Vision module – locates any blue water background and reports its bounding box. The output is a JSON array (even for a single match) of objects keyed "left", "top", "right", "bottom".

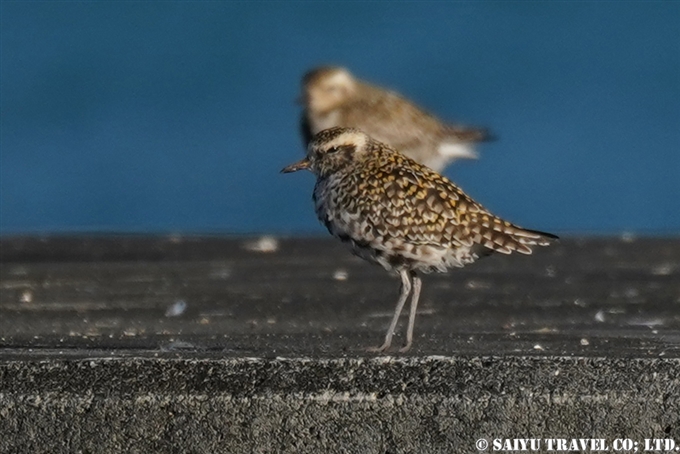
[{"left": 2, "top": 2, "right": 679, "bottom": 236}]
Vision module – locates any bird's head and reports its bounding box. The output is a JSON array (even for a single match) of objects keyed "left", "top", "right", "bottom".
[
  {"left": 281, "top": 127, "right": 371, "bottom": 177},
  {"left": 300, "top": 66, "right": 356, "bottom": 114}
]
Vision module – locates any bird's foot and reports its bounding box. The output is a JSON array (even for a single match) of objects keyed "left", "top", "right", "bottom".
[
  {"left": 398, "top": 342, "right": 412, "bottom": 353},
  {"left": 367, "top": 341, "right": 391, "bottom": 353}
]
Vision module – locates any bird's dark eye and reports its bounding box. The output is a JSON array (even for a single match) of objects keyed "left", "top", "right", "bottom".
[{"left": 327, "top": 147, "right": 339, "bottom": 154}]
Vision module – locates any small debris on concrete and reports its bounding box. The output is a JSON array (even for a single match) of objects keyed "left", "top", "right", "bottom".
[
  {"left": 620, "top": 232, "right": 636, "bottom": 243},
  {"left": 651, "top": 263, "right": 675, "bottom": 276},
  {"left": 210, "top": 267, "right": 232, "bottom": 279},
  {"left": 534, "top": 327, "right": 557, "bottom": 334},
  {"left": 333, "top": 269, "right": 349, "bottom": 281},
  {"left": 465, "top": 280, "right": 491, "bottom": 290},
  {"left": 168, "top": 234, "right": 183, "bottom": 244},
  {"left": 628, "top": 318, "right": 664, "bottom": 328},
  {"left": 165, "top": 300, "right": 187, "bottom": 317},
  {"left": 20, "top": 289, "right": 33, "bottom": 304},
  {"left": 595, "top": 310, "right": 606, "bottom": 323},
  {"left": 580, "top": 338, "right": 590, "bottom": 346},
  {"left": 623, "top": 287, "right": 640, "bottom": 298},
  {"left": 244, "top": 236, "right": 279, "bottom": 253}
]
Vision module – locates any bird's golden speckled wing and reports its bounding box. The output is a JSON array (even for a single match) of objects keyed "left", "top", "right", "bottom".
[{"left": 352, "top": 149, "right": 555, "bottom": 254}]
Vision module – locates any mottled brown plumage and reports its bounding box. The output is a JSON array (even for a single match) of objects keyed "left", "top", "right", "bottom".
[
  {"left": 300, "top": 66, "right": 492, "bottom": 172},
  {"left": 282, "top": 127, "right": 557, "bottom": 352}
]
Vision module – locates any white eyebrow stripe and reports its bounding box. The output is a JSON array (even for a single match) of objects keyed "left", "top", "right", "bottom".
[{"left": 324, "top": 131, "right": 367, "bottom": 150}]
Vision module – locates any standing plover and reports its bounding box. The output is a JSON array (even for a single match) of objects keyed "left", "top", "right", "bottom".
[
  {"left": 300, "top": 66, "right": 492, "bottom": 172},
  {"left": 282, "top": 127, "right": 556, "bottom": 352}
]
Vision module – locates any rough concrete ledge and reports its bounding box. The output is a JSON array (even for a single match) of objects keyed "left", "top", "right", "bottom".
[
  {"left": 2, "top": 355, "right": 680, "bottom": 453},
  {"left": 2, "top": 235, "right": 680, "bottom": 453}
]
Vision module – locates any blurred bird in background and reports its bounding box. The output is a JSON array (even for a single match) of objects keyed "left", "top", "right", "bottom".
[{"left": 299, "top": 66, "right": 493, "bottom": 173}]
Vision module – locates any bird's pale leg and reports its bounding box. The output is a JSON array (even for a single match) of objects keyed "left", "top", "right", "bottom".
[
  {"left": 369, "top": 269, "right": 412, "bottom": 352},
  {"left": 399, "top": 273, "right": 422, "bottom": 353}
]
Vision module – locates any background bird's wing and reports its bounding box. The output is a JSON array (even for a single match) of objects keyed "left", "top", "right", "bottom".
[
  {"left": 348, "top": 89, "right": 492, "bottom": 150},
  {"left": 344, "top": 91, "right": 441, "bottom": 151},
  {"left": 441, "top": 124, "right": 495, "bottom": 143}
]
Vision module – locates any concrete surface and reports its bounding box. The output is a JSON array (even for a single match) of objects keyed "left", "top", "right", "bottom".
[{"left": 1, "top": 235, "right": 679, "bottom": 453}]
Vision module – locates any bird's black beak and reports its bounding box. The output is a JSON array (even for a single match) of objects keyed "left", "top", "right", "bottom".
[{"left": 281, "top": 158, "right": 311, "bottom": 173}]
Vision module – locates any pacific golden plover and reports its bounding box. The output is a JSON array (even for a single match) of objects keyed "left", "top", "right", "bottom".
[
  {"left": 299, "top": 66, "right": 492, "bottom": 172},
  {"left": 282, "top": 127, "right": 557, "bottom": 352}
]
